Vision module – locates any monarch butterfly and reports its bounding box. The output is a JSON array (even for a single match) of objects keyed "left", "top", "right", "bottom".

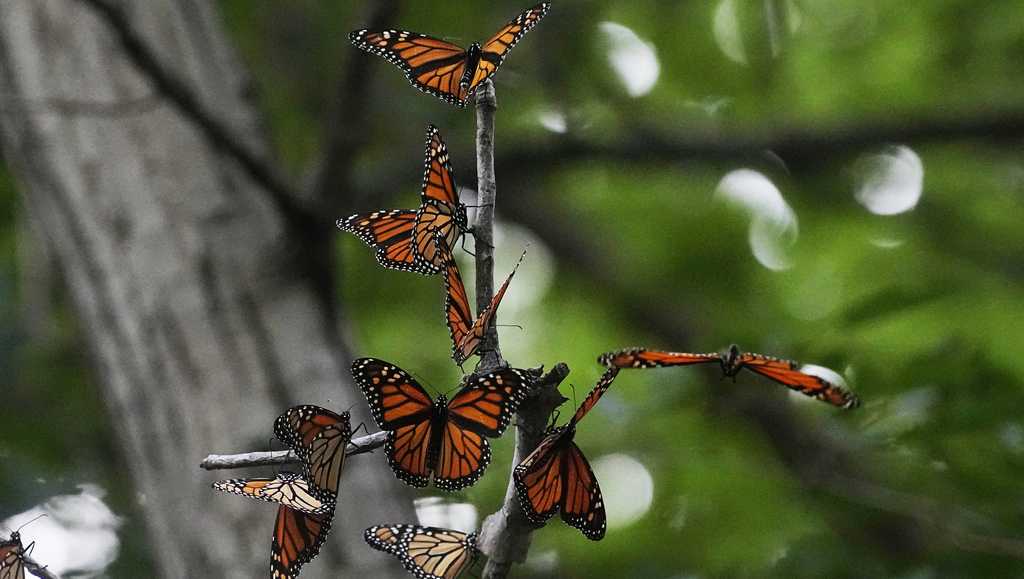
[
  {"left": 598, "top": 344, "right": 861, "bottom": 409},
  {"left": 212, "top": 473, "right": 332, "bottom": 516},
  {"left": 213, "top": 473, "right": 334, "bottom": 578},
  {"left": 274, "top": 405, "right": 352, "bottom": 504},
  {"left": 337, "top": 125, "right": 468, "bottom": 275},
  {"left": 351, "top": 3, "right": 551, "bottom": 107},
  {"left": 444, "top": 249, "right": 527, "bottom": 366},
  {"left": 513, "top": 367, "right": 619, "bottom": 540},
  {"left": 364, "top": 524, "right": 478, "bottom": 579},
  {"left": 353, "top": 357, "right": 531, "bottom": 490},
  {"left": 0, "top": 531, "right": 31, "bottom": 579}
]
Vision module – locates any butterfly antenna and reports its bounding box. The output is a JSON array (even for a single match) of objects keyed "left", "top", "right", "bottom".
[{"left": 14, "top": 513, "right": 47, "bottom": 534}]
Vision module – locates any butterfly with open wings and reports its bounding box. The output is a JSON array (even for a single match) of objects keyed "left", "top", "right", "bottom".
[
  {"left": 354, "top": 357, "right": 532, "bottom": 490},
  {"left": 599, "top": 344, "right": 860, "bottom": 409},
  {"left": 351, "top": 3, "right": 550, "bottom": 107},
  {"left": 513, "top": 367, "right": 619, "bottom": 540},
  {"left": 337, "top": 125, "right": 468, "bottom": 275}
]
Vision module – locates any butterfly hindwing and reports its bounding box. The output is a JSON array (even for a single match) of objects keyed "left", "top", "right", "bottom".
[{"left": 598, "top": 347, "right": 721, "bottom": 369}]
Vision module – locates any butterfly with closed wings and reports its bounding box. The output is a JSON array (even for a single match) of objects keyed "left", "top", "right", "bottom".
[
  {"left": 337, "top": 125, "right": 468, "bottom": 275},
  {"left": 599, "top": 344, "right": 861, "bottom": 409},
  {"left": 443, "top": 249, "right": 527, "bottom": 366},
  {"left": 353, "top": 357, "right": 532, "bottom": 490},
  {"left": 365, "top": 524, "right": 478, "bottom": 579},
  {"left": 513, "top": 367, "right": 619, "bottom": 540},
  {"left": 351, "top": 3, "right": 551, "bottom": 107}
]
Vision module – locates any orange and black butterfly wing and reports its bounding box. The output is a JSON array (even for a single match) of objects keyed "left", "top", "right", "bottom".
[
  {"left": 568, "top": 367, "right": 620, "bottom": 426},
  {"left": 0, "top": 533, "right": 25, "bottom": 579},
  {"left": 337, "top": 209, "right": 440, "bottom": 274},
  {"left": 560, "top": 440, "right": 606, "bottom": 540},
  {"left": 352, "top": 358, "right": 438, "bottom": 486},
  {"left": 271, "top": 505, "right": 332, "bottom": 579},
  {"left": 274, "top": 406, "right": 352, "bottom": 502},
  {"left": 598, "top": 347, "right": 722, "bottom": 369},
  {"left": 468, "top": 3, "right": 551, "bottom": 93},
  {"left": 513, "top": 427, "right": 566, "bottom": 526},
  {"left": 414, "top": 126, "right": 466, "bottom": 272},
  {"left": 738, "top": 353, "right": 861, "bottom": 409},
  {"left": 433, "top": 368, "right": 532, "bottom": 490},
  {"left": 457, "top": 249, "right": 527, "bottom": 364},
  {"left": 350, "top": 29, "right": 470, "bottom": 106},
  {"left": 443, "top": 258, "right": 474, "bottom": 364}
]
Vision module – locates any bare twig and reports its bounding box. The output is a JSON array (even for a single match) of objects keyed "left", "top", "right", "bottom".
[
  {"left": 478, "top": 363, "right": 570, "bottom": 579},
  {"left": 24, "top": 556, "right": 60, "bottom": 579},
  {"left": 199, "top": 430, "right": 388, "bottom": 470},
  {"left": 76, "top": 0, "right": 314, "bottom": 231},
  {"left": 473, "top": 80, "right": 503, "bottom": 372}
]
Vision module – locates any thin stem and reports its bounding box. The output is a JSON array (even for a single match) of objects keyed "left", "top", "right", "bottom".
[
  {"left": 473, "top": 79, "right": 502, "bottom": 371},
  {"left": 199, "top": 431, "right": 388, "bottom": 470},
  {"left": 478, "top": 364, "right": 570, "bottom": 579}
]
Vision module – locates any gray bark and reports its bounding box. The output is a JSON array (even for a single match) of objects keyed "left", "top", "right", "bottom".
[{"left": 0, "top": 1, "right": 413, "bottom": 577}]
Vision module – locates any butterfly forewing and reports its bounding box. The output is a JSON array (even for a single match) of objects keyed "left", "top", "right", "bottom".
[
  {"left": 274, "top": 405, "right": 352, "bottom": 501},
  {"left": 738, "top": 353, "right": 861, "bottom": 409},
  {"left": 473, "top": 2, "right": 551, "bottom": 91},
  {"left": 353, "top": 358, "right": 437, "bottom": 430},
  {"left": 561, "top": 441, "right": 607, "bottom": 540},
  {"left": 599, "top": 347, "right": 721, "bottom": 369},
  {"left": 513, "top": 427, "right": 566, "bottom": 526},
  {"left": 445, "top": 249, "right": 527, "bottom": 365},
  {"left": 271, "top": 505, "right": 332, "bottom": 579},
  {"left": 447, "top": 367, "right": 531, "bottom": 436},
  {"left": 337, "top": 209, "right": 440, "bottom": 274},
  {"left": 213, "top": 474, "right": 332, "bottom": 516},
  {"left": 569, "top": 367, "right": 619, "bottom": 426}
]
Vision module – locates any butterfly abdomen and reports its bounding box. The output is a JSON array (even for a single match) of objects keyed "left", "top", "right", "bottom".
[
  {"left": 461, "top": 43, "right": 483, "bottom": 88},
  {"left": 428, "top": 397, "right": 449, "bottom": 471}
]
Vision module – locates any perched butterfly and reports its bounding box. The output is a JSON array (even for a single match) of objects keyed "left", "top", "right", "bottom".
[
  {"left": 513, "top": 367, "right": 619, "bottom": 540},
  {"left": 212, "top": 473, "right": 332, "bottom": 516},
  {"left": 0, "top": 531, "right": 32, "bottom": 579},
  {"left": 353, "top": 357, "right": 531, "bottom": 490},
  {"left": 365, "top": 524, "right": 478, "bottom": 579},
  {"left": 213, "top": 473, "right": 334, "bottom": 578},
  {"left": 274, "top": 405, "right": 353, "bottom": 503},
  {"left": 337, "top": 125, "right": 468, "bottom": 275},
  {"left": 444, "top": 249, "right": 527, "bottom": 366},
  {"left": 351, "top": 3, "right": 551, "bottom": 107},
  {"left": 599, "top": 344, "right": 861, "bottom": 409}
]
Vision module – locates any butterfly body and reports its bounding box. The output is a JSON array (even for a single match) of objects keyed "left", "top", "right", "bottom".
[
  {"left": 1, "top": 531, "right": 33, "bottom": 579},
  {"left": 350, "top": 3, "right": 550, "bottom": 107},
  {"left": 355, "top": 358, "right": 531, "bottom": 490}
]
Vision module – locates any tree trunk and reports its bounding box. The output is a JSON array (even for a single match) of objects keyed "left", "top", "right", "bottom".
[{"left": 0, "top": 1, "right": 413, "bottom": 577}]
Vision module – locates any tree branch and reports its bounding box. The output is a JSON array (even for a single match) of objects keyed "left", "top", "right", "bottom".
[
  {"left": 76, "top": 0, "right": 314, "bottom": 232},
  {"left": 473, "top": 80, "right": 503, "bottom": 371},
  {"left": 497, "top": 107, "right": 1024, "bottom": 175},
  {"left": 199, "top": 430, "right": 388, "bottom": 470},
  {"left": 478, "top": 363, "right": 570, "bottom": 579}
]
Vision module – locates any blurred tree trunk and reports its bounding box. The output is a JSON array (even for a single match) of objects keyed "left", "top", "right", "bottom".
[{"left": 0, "top": 1, "right": 413, "bottom": 577}]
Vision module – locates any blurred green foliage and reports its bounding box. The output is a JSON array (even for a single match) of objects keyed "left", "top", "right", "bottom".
[{"left": 4, "top": 0, "right": 1023, "bottom": 577}]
